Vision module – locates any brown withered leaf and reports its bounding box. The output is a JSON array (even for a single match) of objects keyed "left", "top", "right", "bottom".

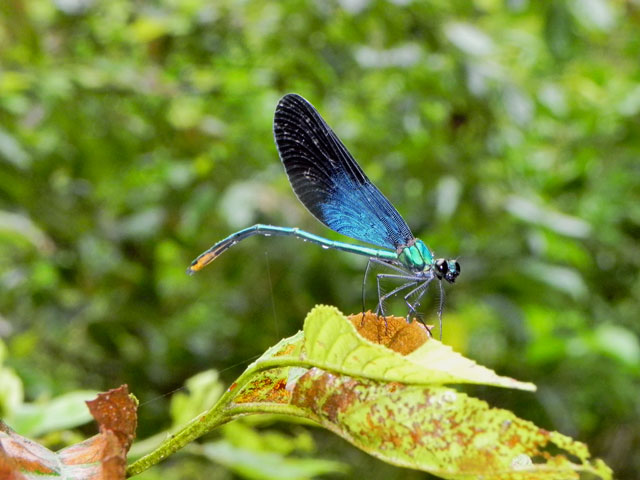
[
  {"left": 0, "top": 421, "right": 60, "bottom": 477},
  {"left": 86, "top": 385, "right": 137, "bottom": 450},
  {"left": 0, "top": 455, "right": 28, "bottom": 480},
  {"left": 348, "top": 311, "right": 431, "bottom": 354},
  {"left": 0, "top": 385, "right": 137, "bottom": 480}
]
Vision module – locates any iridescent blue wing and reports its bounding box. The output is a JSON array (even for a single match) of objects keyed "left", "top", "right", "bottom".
[{"left": 273, "top": 93, "right": 414, "bottom": 250}]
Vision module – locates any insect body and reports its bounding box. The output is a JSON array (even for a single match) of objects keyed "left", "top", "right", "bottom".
[{"left": 188, "top": 94, "right": 460, "bottom": 333}]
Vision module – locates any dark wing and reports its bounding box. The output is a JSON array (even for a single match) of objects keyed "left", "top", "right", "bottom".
[{"left": 273, "top": 93, "right": 414, "bottom": 250}]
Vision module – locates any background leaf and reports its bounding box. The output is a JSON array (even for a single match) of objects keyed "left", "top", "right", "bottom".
[
  {"left": 10, "top": 391, "right": 97, "bottom": 438},
  {"left": 194, "top": 441, "right": 348, "bottom": 480}
]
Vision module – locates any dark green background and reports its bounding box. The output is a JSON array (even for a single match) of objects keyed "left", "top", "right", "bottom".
[{"left": 1, "top": 0, "right": 639, "bottom": 478}]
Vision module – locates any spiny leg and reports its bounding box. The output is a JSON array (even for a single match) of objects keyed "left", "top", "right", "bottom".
[
  {"left": 376, "top": 281, "right": 419, "bottom": 331},
  {"left": 375, "top": 274, "right": 420, "bottom": 319},
  {"left": 402, "top": 280, "right": 432, "bottom": 321},
  {"left": 361, "top": 258, "right": 374, "bottom": 326},
  {"left": 362, "top": 258, "right": 404, "bottom": 325},
  {"left": 412, "top": 280, "right": 432, "bottom": 312},
  {"left": 405, "top": 280, "right": 433, "bottom": 328},
  {"left": 375, "top": 278, "right": 420, "bottom": 316},
  {"left": 438, "top": 280, "right": 446, "bottom": 340},
  {"left": 414, "top": 284, "right": 435, "bottom": 335}
]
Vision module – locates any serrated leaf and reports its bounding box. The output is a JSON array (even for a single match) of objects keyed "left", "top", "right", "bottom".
[
  {"left": 129, "top": 306, "right": 610, "bottom": 480},
  {"left": 287, "top": 368, "right": 611, "bottom": 480},
  {"left": 299, "top": 306, "right": 535, "bottom": 391},
  {"left": 229, "top": 364, "right": 609, "bottom": 479},
  {"left": 252, "top": 330, "right": 304, "bottom": 365}
]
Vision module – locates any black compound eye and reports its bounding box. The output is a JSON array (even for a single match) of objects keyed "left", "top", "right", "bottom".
[
  {"left": 435, "top": 259, "right": 448, "bottom": 275},
  {"left": 454, "top": 261, "right": 461, "bottom": 274}
]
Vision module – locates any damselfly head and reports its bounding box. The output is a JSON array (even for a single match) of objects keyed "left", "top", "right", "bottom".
[{"left": 434, "top": 258, "right": 461, "bottom": 284}]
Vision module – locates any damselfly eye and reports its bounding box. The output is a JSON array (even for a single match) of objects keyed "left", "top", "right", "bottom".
[
  {"left": 454, "top": 261, "right": 461, "bottom": 274},
  {"left": 435, "top": 259, "right": 448, "bottom": 275}
]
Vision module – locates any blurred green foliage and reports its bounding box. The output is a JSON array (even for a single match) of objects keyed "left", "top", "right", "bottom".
[{"left": 0, "top": 0, "right": 639, "bottom": 477}]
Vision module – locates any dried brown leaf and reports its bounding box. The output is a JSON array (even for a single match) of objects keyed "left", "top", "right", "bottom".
[
  {"left": 0, "top": 385, "right": 137, "bottom": 480},
  {"left": 348, "top": 311, "right": 431, "bottom": 354}
]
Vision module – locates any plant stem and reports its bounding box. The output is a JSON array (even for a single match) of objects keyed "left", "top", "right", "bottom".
[
  {"left": 126, "top": 355, "right": 308, "bottom": 477},
  {"left": 125, "top": 400, "right": 229, "bottom": 477}
]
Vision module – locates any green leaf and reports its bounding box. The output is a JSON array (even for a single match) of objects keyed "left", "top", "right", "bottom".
[
  {"left": 591, "top": 324, "right": 640, "bottom": 367},
  {"left": 130, "top": 306, "right": 610, "bottom": 480},
  {"left": 295, "top": 306, "right": 534, "bottom": 390},
  {"left": 220, "top": 421, "right": 314, "bottom": 455},
  {"left": 0, "top": 127, "right": 30, "bottom": 168},
  {"left": 0, "top": 340, "right": 23, "bottom": 419},
  {"left": 289, "top": 368, "right": 610, "bottom": 479},
  {"left": 444, "top": 22, "right": 494, "bottom": 56},
  {"left": 568, "top": 0, "right": 617, "bottom": 32},
  {"left": 194, "top": 440, "right": 348, "bottom": 480},
  {"left": 11, "top": 390, "right": 97, "bottom": 437},
  {"left": 0, "top": 210, "right": 53, "bottom": 251},
  {"left": 170, "top": 369, "right": 225, "bottom": 426}
]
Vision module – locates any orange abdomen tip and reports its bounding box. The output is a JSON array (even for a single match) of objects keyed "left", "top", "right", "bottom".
[{"left": 186, "top": 251, "right": 218, "bottom": 275}]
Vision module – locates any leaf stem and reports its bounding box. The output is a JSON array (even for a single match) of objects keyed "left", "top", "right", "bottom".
[{"left": 126, "top": 355, "right": 308, "bottom": 477}]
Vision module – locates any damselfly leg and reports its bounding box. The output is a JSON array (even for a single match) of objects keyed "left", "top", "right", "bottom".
[
  {"left": 402, "top": 278, "right": 433, "bottom": 321},
  {"left": 362, "top": 258, "right": 414, "bottom": 324},
  {"left": 374, "top": 274, "right": 421, "bottom": 317}
]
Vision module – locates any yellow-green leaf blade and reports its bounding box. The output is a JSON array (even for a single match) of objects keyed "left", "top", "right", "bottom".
[
  {"left": 302, "top": 305, "right": 535, "bottom": 391},
  {"left": 288, "top": 368, "right": 611, "bottom": 480}
]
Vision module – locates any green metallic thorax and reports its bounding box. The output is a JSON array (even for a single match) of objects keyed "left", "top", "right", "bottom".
[{"left": 397, "top": 239, "right": 434, "bottom": 272}]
